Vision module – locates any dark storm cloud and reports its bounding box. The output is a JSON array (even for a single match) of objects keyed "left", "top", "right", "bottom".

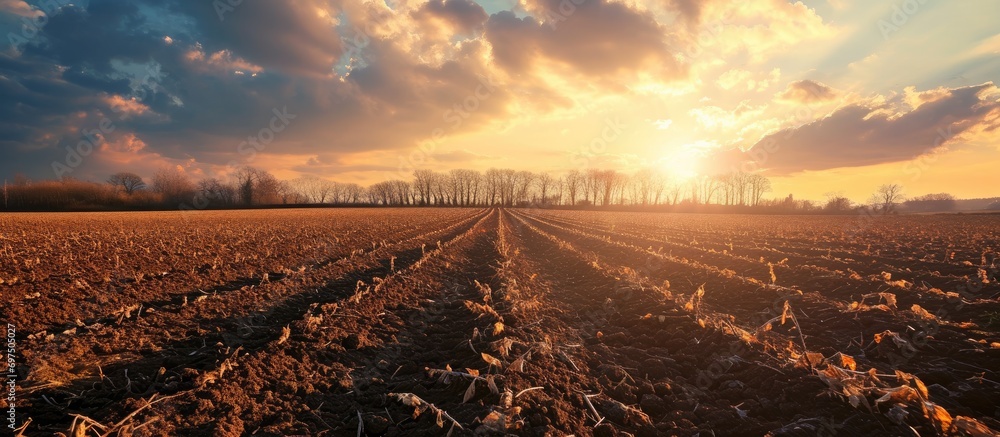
[
  {"left": 0, "top": 0, "right": 689, "bottom": 183},
  {"left": 164, "top": 0, "right": 344, "bottom": 76},
  {"left": 730, "top": 83, "right": 1000, "bottom": 175},
  {"left": 20, "top": 1, "right": 160, "bottom": 72},
  {"left": 0, "top": 0, "right": 519, "bottom": 181}
]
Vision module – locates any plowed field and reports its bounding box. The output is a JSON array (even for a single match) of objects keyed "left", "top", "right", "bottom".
[{"left": 3, "top": 208, "right": 999, "bottom": 436}]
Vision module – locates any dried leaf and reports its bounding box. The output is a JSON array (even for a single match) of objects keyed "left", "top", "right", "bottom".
[
  {"left": 481, "top": 353, "right": 502, "bottom": 368},
  {"left": 873, "top": 330, "right": 893, "bottom": 344},
  {"left": 912, "top": 376, "right": 929, "bottom": 400},
  {"left": 829, "top": 352, "right": 856, "bottom": 371},
  {"left": 495, "top": 338, "right": 514, "bottom": 357},
  {"left": 910, "top": 304, "right": 935, "bottom": 320},
  {"left": 487, "top": 376, "right": 499, "bottom": 395},
  {"left": 952, "top": 416, "right": 997, "bottom": 437},
  {"left": 922, "top": 402, "right": 952, "bottom": 434},
  {"left": 481, "top": 411, "right": 505, "bottom": 432},
  {"left": 875, "top": 386, "right": 920, "bottom": 406},
  {"left": 510, "top": 357, "right": 524, "bottom": 372},
  {"left": 463, "top": 381, "right": 476, "bottom": 403},
  {"left": 796, "top": 352, "right": 825, "bottom": 369},
  {"left": 882, "top": 293, "right": 897, "bottom": 309},
  {"left": 493, "top": 321, "right": 504, "bottom": 336},
  {"left": 843, "top": 385, "right": 872, "bottom": 412}
]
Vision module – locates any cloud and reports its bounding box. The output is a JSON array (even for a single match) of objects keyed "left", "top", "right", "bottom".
[
  {"left": 664, "top": 0, "right": 711, "bottom": 24},
  {"left": 0, "top": 0, "right": 520, "bottom": 182},
  {"left": 777, "top": 79, "right": 837, "bottom": 103},
  {"left": 718, "top": 68, "right": 780, "bottom": 92},
  {"left": 165, "top": 0, "right": 343, "bottom": 76},
  {"left": 739, "top": 83, "right": 1000, "bottom": 175},
  {"left": 653, "top": 119, "right": 673, "bottom": 130},
  {"left": 0, "top": 0, "right": 39, "bottom": 17},
  {"left": 412, "top": 0, "right": 488, "bottom": 36},
  {"left": 689, "top": 101, "right": 767, "bottom": 130},
  {"left": 485, "top": 0, "right": 682, "bottom": 80},
  {"left": 699, "top": 1, "right": 834, "bottom": 64}
]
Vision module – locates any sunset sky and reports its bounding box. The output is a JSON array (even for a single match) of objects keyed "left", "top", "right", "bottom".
[{"left": 1, "top": 0, "right": 998, "bottom": 202}]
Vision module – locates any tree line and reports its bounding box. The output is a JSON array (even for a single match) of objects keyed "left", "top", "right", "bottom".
[{"left": 0, "top": 167, "right": 957, "bottom": 214}]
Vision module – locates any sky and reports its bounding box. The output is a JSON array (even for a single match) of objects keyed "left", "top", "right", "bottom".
[{"left": 0, "top": 0, "right": 998, "bottom": 203}]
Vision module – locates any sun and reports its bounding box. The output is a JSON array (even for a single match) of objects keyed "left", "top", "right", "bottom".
[{"left": 659, "top": 147, "right": 703, "bottom": 181}]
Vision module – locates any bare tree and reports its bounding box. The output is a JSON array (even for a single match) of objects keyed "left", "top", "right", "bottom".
[
  {"left": 484, "top": 168, "right": 501, "bottom": 206},
  {"left": 904, "top": 193, "right": 956, "bottom": 212},
  {"left": 514, "top": 171, "right": 534, "bottom": 205},
  {"left": 230, "top": 166, "right": 282, "bottom": 205},
  {"left": 747, "top": 173, "right": 771, "bottom": 206},
  {"left": 197, "top": 178, "right": 237, "bottom": 206},
  {"left": 535, "top": 173, "right": 554, "bottom": 205},
  {"left": 254, "top": 171, "right": 282, "bottom": 204},
  {"left": 292, "top": 176, "right": 336, "bottom": 203},
  {"left": 152, "top": 166, "right": 194, "bottom": 203},
  {"left": 632, "top": 169, "right": 656, "bottom": 205},
  {"left": 342, "top": 183, "right": 363, "bottom": 204},
  {"left": 553, "top": 176, "right": 565, "bottom": 205},
  {"left": 107, "top": 172, "right": 146, "bottom": 195},
  {"left": 565, "top": 170, "right": 581, "bottom": 206},
  {"left": 583, "top": 169, "right": 601, "bottom": 205},
  {"left": 495, "top": 169, "right": 518, "bottom": 206},
  {"left": 449, "top": 169, "right": 481, "bottom": 206},
  {"left": 369, "top": 181, "right": 391, "bottom": 205},
  {"left": 870, "top": 184, "right": 904, "bottom": 214},
  {"left": 390, "top": 180, "right": 411, "bottom": 205},
  {"left": 413, "top": 169, "right": 436, "bottom": 205},
  {"left": 824, "top": 194, "right": 853, "bottom": 212},
  {"left": 232, "top": 166, "right": 260, "bottom": 206}
]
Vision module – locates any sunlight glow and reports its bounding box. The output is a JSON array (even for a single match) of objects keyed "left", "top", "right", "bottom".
[{"left": 659, "top": 147, "right": 703, "bottom": 181}]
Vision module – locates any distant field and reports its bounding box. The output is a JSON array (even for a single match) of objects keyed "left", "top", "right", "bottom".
[{"left": 3, "top": 208, "right": 999, "bottom": 435}]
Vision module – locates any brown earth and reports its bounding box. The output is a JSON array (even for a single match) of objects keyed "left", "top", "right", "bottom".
[{"left": 2, "top": 208, "right": 999, "bottom": 436}]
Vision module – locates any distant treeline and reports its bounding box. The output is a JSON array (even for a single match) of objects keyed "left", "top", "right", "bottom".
[{"left": 1, "top": 167, "right": 995, "bottom": 213}]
